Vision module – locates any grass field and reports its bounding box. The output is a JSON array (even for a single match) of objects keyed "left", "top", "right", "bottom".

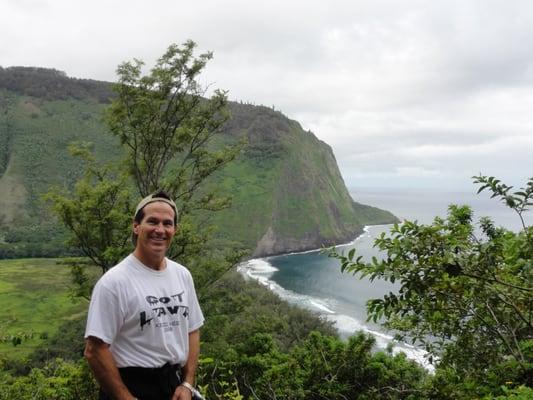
[{"left": 0, "top": 258, "right": 90, "bottom": 360}]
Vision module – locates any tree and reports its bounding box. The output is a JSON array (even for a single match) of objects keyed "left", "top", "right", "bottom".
[
  {"left": 105, "top": 40, "right": 241, "bottom": 207},
  {"left": 330, "top": 176, "right": 532, "bottom": 392},
  {"left": 46, "top": 41, "right": 243, "bottom": 289}
]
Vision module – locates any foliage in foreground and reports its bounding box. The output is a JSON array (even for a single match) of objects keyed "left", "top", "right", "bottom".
[
  {"left": 200, "top": 331, "right": 427, "bottom": 400},
  {"left": 0, "top": 270, "right": 428, "bottom": 400},
  {"left": 0, "top": 333, "right": 427, "bottom": 400},
  {"left": 0, "top": 358, "right": 97, "bottom": 400},
  {"left": 331, "top": 175, "right": 533, "bottom": 397}
]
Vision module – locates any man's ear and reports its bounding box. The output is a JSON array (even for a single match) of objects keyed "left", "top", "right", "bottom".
[{"left": 132, "top": 221, "right": 140, "bottom": 235}]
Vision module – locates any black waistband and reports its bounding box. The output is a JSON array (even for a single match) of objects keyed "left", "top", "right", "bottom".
[{"left": 119, "top": 363, "right": 181, "bottom": 378}]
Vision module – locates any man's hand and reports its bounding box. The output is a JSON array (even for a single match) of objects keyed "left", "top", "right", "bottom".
[
  {"left": 171, "top": 384, "right": 192, "bottom": 400},
  {"left": 174, "top": 329, "right": 200, "bottom": 399}
]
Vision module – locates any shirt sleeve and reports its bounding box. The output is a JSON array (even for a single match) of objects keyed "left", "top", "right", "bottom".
[{"left": 84, "top": 280, "right": 124, "bottom": 344}]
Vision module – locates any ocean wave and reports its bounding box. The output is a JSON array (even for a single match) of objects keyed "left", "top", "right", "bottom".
[
  {"left": 243, "top": 258, "right": 279, "bottom": 274},
  {"left": 237, "top": 249, "right": 434, "bottom": 372},
  {"left": 237, "top": 259, "right": 337, "bottom": 314},
  {"left": 326, "top": 313, "right": 434, "bottom": 371},
  {"left": 309, "top": 299, "right": 336, "bottom": 314}
]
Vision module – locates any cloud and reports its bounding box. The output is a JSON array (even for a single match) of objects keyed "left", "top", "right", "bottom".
[{"left": 1, "top": 0, "right": 533, "bottom": 190}]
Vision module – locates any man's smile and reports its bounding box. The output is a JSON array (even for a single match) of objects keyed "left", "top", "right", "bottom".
[{"left": 149, "top": 236, "right": 168, "bottom": 243}]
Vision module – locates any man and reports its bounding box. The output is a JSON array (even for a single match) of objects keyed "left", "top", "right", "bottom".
[{"left": 84, "top": 191, "right": 204, "bottom": 400}]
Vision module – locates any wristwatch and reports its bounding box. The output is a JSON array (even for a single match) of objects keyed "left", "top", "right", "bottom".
[{"left": 181, "top": 381, "right": 194, "bottom": 393}]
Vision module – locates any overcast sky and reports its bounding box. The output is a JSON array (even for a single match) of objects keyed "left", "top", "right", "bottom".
[{"left": 2, "top": 0, "right": 532, "bottom": 191}]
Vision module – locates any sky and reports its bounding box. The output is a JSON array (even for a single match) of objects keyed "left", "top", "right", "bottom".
[{"left": 2, "top": 0, "right": 533, "bottom": 191}]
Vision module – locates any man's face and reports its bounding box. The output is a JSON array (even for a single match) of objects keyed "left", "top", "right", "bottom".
[{"left": 132, "top": 201, "right": 176, "bottom": 261}]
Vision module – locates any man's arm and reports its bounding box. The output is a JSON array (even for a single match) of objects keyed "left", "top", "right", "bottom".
[
  {"left": 84, "top": 336, "right": 136, "bottom": 400},
  {"left": 172, "top": 329, "right": 201, "bottom": 400}
]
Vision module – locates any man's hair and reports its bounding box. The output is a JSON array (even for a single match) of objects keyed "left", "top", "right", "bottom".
[{"left": 132, "top": 190, "right": 178, "bottom": 246}]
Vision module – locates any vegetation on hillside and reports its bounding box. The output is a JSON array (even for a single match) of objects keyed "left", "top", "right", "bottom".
[
  {"left": 0, "top": 65, "right": 396, "bottom": 260},
  {"left": 0, "top": 90, "right": 119, "bottom": 258},
  {"left": 0, "top": 66, "right": 113, "bottom": 102}
]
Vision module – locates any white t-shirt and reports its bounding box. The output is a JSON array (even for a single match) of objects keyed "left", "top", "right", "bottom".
[{"left": 85, "top": 254, "right": 204, "bottom": 368}]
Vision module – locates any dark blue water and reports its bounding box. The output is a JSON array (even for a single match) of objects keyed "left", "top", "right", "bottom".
[
  {"left": 266, "top": 226, "right": 396, "bottom": 324},
  {"left": 269, "top": 188, "right": 530, "bottom": 307},
  {"left": 239, "top": 189, "right": 531, "bottom": 366}
]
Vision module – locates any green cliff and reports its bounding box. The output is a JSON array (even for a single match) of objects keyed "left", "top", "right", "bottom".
[{"left": 0, "top": 66, "right": 397, "bottom": 257}]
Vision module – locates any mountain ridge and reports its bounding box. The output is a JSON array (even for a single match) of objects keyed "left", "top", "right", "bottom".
[{"left": 0, "top": 66, "right": 398, "bottom": 258}]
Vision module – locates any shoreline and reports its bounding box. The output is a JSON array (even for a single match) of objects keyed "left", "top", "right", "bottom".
[
  {"left": 237, "top": 223, "right": 434, "bottom": 372},
  {"left": 264, "top": 225, "right": 372, "bottom": 258},
  {"left": 254, "top": 223, "right": 395, "bottom": 261},
  {"left": 260, "top": 224, "right": 393, "bottom": 262}
]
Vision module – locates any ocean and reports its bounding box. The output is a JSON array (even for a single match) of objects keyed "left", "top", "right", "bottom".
[{"left": 237, "top": 188, "right": 531, "bottom": 369}]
